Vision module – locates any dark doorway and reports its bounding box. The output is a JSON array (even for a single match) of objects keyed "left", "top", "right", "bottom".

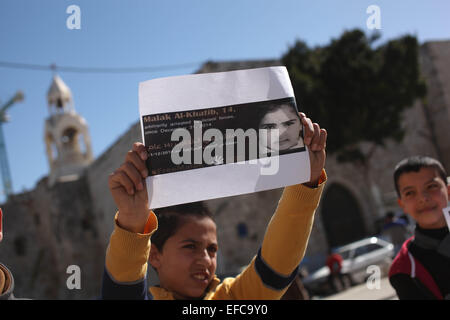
[{"left": 321, "top": 184, "right": 367, "bottom": 248}]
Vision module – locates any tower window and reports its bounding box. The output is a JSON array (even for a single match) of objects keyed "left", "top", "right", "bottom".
[
  {"left": 57, "top": 98, "right": 64, "bottom": 108},
  {"left": 62, "top": 128, "right": 77, "bottom": 145}
]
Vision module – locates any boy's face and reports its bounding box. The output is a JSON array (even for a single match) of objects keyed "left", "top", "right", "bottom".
[
  {"left": 397, "top": 167, "right": 450, "bottom": 229},
  {"left": 150, "top": 216, "right": 218, "bottom": 299}
]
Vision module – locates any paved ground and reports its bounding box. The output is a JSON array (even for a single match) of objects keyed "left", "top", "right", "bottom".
[{"left": 319, "top": 277, "right": 398, "bottom": 300}]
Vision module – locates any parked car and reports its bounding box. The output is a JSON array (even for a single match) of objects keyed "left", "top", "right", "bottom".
[{"left": 303, "top": 237, "right": 395, "bottom": 296}]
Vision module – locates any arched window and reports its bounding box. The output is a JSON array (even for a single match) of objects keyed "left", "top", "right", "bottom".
[{"left": 61, "top": 127, "right": 78, "bottom": 146}]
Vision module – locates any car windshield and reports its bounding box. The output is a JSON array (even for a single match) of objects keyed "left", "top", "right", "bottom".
[
  {"left": 354, "top": 243, "right": 383, "bottom": 257},
  {"left": 337, "top": 242, "right": 384, "bottom": 260},
  {"left": 338, "top": 249, "right": 353, "bottom": 260}
]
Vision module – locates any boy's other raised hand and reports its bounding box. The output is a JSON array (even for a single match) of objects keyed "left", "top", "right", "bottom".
[
  {"left": 108, "top": 142, "right": 150, "bottom": 233},
  {"left": 299, "top": 113, "right": 327, "bottom": 187}
]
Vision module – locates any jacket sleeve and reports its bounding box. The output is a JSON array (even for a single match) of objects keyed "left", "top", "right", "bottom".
[
  {"left": 212, "top": 170, "right": 326, "bottom": 300},
  {"left": 101, "top": 211, "right": 158, "bottom": 300},
  {"left": 389, "top": 273, "right": 437, "bottom": 300}
]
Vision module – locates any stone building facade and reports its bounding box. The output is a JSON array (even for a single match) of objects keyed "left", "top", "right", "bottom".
[{"left": 0, "top": 41, "right": 448, "bottom": 299}]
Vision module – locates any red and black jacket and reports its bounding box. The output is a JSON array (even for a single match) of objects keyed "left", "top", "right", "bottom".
[
  {"left": 389, "top": 227, "right": 450, "bottom": 300},
  {"left": 389, "top": 238, "right": 442, "bottom": 299}
]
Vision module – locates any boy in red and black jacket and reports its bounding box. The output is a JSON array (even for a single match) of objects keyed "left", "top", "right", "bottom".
[{"left": 389, "top": 156, "right": 450, "bottom": 300}]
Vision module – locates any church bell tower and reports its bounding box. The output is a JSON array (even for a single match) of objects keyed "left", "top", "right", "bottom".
[{"left": 44, "top": 74, "right": 93, "bottom": 186}]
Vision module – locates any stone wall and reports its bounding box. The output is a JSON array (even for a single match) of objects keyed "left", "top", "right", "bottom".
[
  {"left": 420, "top": 41, "right": 450, "bottom": 172},
  {"left": 0, "top": 176, "right": 103, "bottom": 299}
]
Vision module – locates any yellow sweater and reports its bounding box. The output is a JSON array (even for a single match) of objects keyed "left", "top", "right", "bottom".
[{"left": 104, "top": 171, "right": 326, "bottom": 300}]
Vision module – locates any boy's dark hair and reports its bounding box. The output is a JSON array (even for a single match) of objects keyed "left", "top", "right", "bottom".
[
  {"left": 152, "top": 201, "right": 213, "bottom": 252},
  {"left": 393, "top": 156, "right": 448, "bottom": 197}
]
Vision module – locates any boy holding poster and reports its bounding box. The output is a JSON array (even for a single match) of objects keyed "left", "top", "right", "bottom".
[{"left": 101, "top": 112, "right": 327, "bottom": 300}]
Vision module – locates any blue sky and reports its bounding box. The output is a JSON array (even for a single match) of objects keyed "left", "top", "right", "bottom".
[{"left": 0, "top": 0, "right": 449, "bottom": 202}]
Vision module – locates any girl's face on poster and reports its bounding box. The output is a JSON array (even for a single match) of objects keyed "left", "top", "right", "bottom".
[
  {"left": 259, "top": 105, "right": 302, "bottom": 151},
  {"left": 150, "top": 216, "right": 218, "bottom": 299}
]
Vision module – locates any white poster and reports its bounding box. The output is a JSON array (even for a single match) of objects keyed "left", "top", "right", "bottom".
[
  {"left": 138, "top": 67, "right": 310, "bottom": 209},
  {"left": 443, "top": 206, "right": 450, "bottom": 232}
]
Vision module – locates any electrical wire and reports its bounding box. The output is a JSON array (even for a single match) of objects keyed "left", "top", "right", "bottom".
[{"left": 0, "top": 61, "right": 203, "bottom": 74}]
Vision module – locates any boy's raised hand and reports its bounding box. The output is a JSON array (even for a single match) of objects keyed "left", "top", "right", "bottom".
[
  {"left": 108, "top": 142, "right": 150, "bottom": 233},
  {"left": 299, "top": 113, "right": 327, "bottom": 187}
]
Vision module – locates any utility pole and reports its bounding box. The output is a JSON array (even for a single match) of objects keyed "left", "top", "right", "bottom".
[{"left": 0, "top": 91, "right": 24, "bottom": 199}]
